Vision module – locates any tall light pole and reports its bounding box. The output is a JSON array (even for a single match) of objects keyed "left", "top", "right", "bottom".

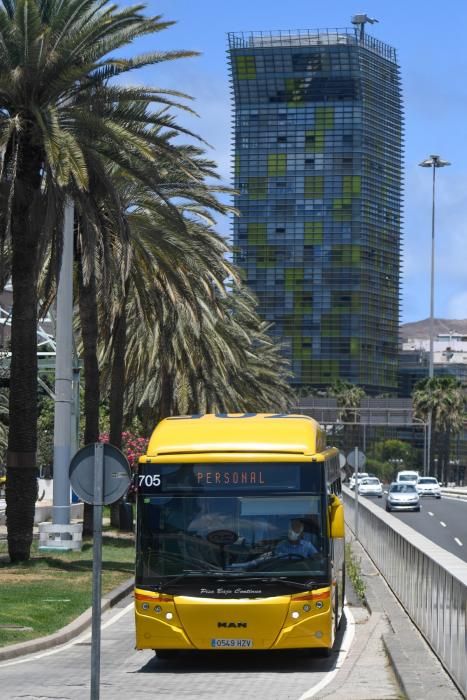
[
  {"left": 419, "top": 155, "right": 450, "bottom": 377},
  {"left": 39, "top": 197, "right": 81, "bottom": 551},
  {"left": 418, "top": 155, "right": 450, "bottom": 474}
]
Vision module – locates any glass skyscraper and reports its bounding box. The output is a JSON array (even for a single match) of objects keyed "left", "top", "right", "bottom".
[{"left": 228, "top": 27, "right": 403, "bottom": 393}]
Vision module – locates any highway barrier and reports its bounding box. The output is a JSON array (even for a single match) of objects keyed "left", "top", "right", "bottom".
[{"left": 343, "top": 487, "right": 467, "bottom": 696}]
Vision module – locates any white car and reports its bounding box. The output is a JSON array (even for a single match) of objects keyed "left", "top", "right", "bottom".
[
  {"left": 396, "top": 470, "right": 419, "bottom": 485},
  {"left": 358, "top": 477, "right": 383, "bottom": 498},
  {"left": 349, "top": 472, "right": 369, "bottom": 490},
  {"left": 386, "top": 483, "right": 420, "bottom": 512},
  {"left": 416, "top": 476, "right": 441, "bottom": 499}
]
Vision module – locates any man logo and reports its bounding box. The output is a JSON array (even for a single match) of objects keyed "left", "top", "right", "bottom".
[{"left": 217, "top": 621, "right": 247, "bottom": 628}]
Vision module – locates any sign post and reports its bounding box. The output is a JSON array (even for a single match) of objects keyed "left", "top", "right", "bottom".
[
  {"left": 91, "top": 443, "right": 104, "bottom": 700},
  {"left": 347, "top": 448, "right": 366, "bottom": 541},
  {"left": 70, "top": 443, "right": 131, "bottom": 700},
  {"left": 354, "top": 447, "right": 359, "bottom": 539}
]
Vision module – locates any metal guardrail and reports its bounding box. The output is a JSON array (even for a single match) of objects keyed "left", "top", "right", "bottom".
[{"left": 343, "top": 486, "right": 467, "bottom": 696}]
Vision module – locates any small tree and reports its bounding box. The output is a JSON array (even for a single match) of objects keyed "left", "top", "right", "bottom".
[
  {"left": 100, "top": 430, "right": 148, "bottom": 526},
  {"left": 327, "top": 380, "right": 366, "bottom": 459},
  {"left": 367, "top": 439, "right": 418, "bottom": 483},
  {"left": 413, "top": 376, "right": 465, "bottom": 481}
]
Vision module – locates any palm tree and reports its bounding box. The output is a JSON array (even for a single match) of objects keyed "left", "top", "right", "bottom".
[
  {"left": 0, "top": 0, "right": 197, "bottom": 562},
  {"left": 412, "top": 376, "right": 465, "bottom": 481},
  {"left": 122, "top": 279, "right": 295, "bottom": 433},
  {"left": 326, "top": 380, "right": 366, "bottom": 458},
  {"left": 104, "top": 215, "right": 237, "bottom": 428},
  {"left": 68, "top": 134, "right": 235, "bottom": 446},
  {"left": 101, "top": 138, "right": 237, "bottom": 441}
]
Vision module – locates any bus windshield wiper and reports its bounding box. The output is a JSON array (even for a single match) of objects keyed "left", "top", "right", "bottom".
[
  {"left": 257, "top": 577, "right": 319, "bottom": 590},
  {"left": 205, "top": 572, "right": 320, "bottom": 590}
]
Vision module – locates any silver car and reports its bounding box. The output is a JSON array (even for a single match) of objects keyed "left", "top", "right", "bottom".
[{"left": 386, "top": 483, "right": 420, "bottom": 512}]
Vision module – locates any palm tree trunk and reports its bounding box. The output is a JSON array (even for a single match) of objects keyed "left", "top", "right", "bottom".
[
  {"left": 6, "top": 141, "right": 43, "bottom": 562},
  {"left": 109, "top": 302, "right": 127, "bottom": 528},
  {"left": 77, "top": 257, "right": 100, "bottom": 536},
  {"left": 109, "top": 305, "right": 127, "bottom": 448},
  {"left": 442, "top": 426, "right": 451, "bottom": 484},
  {"left": 159, "top": 371, "right": 174, "bottom": 421},
  {"left": 430, "top": 410, "right": 437, "bottom": 475}
]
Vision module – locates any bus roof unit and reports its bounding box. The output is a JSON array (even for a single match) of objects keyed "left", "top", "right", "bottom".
[{"left": 145, "top": 413, "right": 325, "bottom": 457}]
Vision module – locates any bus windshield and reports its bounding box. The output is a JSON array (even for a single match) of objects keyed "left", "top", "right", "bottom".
[{"left": 136, "top": 463, "right": 328, "bottom": 587}]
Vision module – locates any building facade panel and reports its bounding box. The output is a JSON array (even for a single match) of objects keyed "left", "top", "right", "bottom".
[{"left": 228, "top": 28, "right": 403, "bottom": 392}]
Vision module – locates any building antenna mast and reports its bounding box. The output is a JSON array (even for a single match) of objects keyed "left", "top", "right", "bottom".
[{"left": 351, "top": 14, "right": 379, "bottom": 42}]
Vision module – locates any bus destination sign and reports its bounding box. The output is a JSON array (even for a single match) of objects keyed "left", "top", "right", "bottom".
[{"left": 138, "top": 463, "right": 301, "bottom": 493}]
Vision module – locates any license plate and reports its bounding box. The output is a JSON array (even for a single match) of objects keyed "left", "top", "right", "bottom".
[{"left": 211, "top": 638, "right": 253, "bottom": 649}]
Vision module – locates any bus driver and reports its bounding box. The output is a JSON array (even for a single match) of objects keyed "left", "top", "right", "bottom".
[
  {"left": 228, "top": 518, "right": 317, "bottom": 570},
  {"left": 275, "top": 519, "right": 318, "bottom": 558}
]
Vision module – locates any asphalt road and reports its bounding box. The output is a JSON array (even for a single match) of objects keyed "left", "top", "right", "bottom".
[
  {"left": 0, "top": 596, "right": 357, "bottom": 700},
  {"left": 364, "top": 493, "right": 467, "bottom": 561}
]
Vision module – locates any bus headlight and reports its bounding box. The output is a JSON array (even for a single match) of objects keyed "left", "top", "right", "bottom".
[
  {"left": 165, "top": 612, "right": 173, "bottom": 620},
  {"left": 291, "top": 611, "right": 300, "bottom": 619},
  {"left": 315, "top": 601, "right": 324, "bottom": 609},
  {"left": 303, "top": 604, "right": 311, "bottom": 612},
  {"left": 154, "top": 606, "right": 162, "bottom": 613}
]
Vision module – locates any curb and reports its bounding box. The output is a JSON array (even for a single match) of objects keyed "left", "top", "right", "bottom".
[
  {"left": 441, "top": 489, "right": 467, "bottom": 501},
  {"left": 382, "top": 634, "right": 426, "bottom": 699},
  {"left": 0, "top": 577, "right": 134, "bottom": 662}
]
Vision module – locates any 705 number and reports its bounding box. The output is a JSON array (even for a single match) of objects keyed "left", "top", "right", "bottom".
[{"left": 138, "top": 474, "right": 161, "bottom": 487}]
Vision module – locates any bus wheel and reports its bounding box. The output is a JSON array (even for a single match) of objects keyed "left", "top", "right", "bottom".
[
  {"left": 334, "top": 584, "right": 340, "bottom": 634},
  {"left": 339, "top": 573, "right": 346, "bottom": 629}
]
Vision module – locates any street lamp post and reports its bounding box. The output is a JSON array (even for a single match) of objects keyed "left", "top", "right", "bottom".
[{"left": 418, "top": 155, "right": 451, "bottom": 474}]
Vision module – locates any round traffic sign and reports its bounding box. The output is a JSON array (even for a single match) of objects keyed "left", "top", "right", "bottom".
[
  {"left": 346, "top": 450, "right": 366, "bottom": 469},
  {"left": 69, "top": 443, "right": 131, "bottom": 505}
]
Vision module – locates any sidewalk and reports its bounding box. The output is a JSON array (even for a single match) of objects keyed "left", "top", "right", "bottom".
[
  {"left": 441, "top": 485, "right": 467, "bottom": 500},
  {"left": 323, "top": 535, "right": 463, "bottom": 700}
]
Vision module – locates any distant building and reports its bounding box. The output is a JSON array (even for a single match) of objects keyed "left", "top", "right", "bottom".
[
  {"left": 398, "top": 330, "right": 467, "bottom": 397},
  {"left": 228, "top": 22, "right": 403, "bottom": 392},
  {"left": 0, "top": 284, "right": 55, "bottom": 388}
]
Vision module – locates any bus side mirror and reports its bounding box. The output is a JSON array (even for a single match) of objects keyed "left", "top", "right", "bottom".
[{"left": 329, "top": 494, "right": 345, "bottom": 538}]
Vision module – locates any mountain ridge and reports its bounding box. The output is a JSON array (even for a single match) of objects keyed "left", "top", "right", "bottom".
[{"left": 400, "top": 318, "right": 467, "bottom": 340}]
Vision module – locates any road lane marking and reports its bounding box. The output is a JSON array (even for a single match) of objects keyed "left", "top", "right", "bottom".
[
  {"left": 0, "top": 602, "right": 133, "bottom": 668},
  {"left": 297, "top": 603, "right": 356, "bottom": 700},
  {"left": 454, "top": 538, "right": 463, "bottom": 547},
  {"left": 440, "top": 521, "right": 447, "bottom": 527},
  {"left": 428, "top": 512, "right": 434, "bottom": 516}
]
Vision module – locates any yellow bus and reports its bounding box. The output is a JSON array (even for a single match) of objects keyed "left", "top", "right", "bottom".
[{"left": 135, "top": 413, "right": 345, "bottom": 657}]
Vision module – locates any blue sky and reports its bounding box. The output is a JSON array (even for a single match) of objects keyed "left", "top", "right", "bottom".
[{"left": 123, "top": 0, "right": 467, "bottom": 324}]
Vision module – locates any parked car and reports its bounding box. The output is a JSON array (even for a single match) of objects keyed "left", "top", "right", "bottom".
[
  {"left": 386, "top": 482, "right": 420, "bottom": 512},
  {"left": 416, "top": 476, "right": 441, "bottom": 499},
  {"left": 396, "top": 470, "right": 419, "bottom": 485},
  {"left": 349, "top": 472, "right": 369, "bottom": 490},
  {"left": 358, "top": 477, "right": 383, "bottom": 498}
]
